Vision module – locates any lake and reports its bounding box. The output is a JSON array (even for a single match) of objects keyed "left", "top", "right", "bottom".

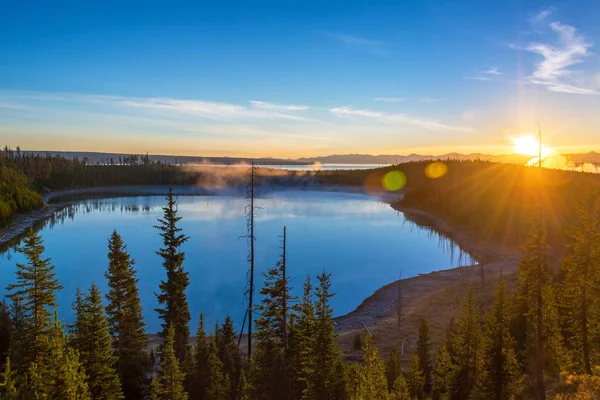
[{"left": 0, "top": 190, "right": 470, "bottom": 333}]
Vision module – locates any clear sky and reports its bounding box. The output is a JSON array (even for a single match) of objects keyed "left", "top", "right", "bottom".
[{"left": 1, "top": 0, "right": 599, "bottom": 158}]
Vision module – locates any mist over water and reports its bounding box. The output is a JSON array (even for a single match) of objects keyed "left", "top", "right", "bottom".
[{"left": 0, "top": 190, "right": 471, "bottom": 333}]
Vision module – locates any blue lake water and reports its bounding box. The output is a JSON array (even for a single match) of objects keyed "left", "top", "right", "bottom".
[{"left": 0, "top": 190, "right": 469, "bottom": 333}]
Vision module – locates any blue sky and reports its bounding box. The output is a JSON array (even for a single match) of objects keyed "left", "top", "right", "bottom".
[{"left": 1, "top": 0, "right": 599, "bottom": 157}]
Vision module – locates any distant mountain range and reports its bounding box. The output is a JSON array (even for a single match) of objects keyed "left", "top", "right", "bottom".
[{"left": 23, "top": 150, "right": 600, "bottom": 166}]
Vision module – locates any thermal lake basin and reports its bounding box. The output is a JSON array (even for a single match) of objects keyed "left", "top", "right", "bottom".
[{"left": 0, "top": 189, "right": 472, "bottom": 333}]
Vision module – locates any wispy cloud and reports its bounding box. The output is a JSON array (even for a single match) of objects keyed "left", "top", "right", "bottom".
[
  {"left": 319, "top": 31, "right": 390, "bottom": 54},
  {"left": 419, "top": 97, "right": 444, "bottom": 103},
  {"left": 532, "top": 8, "right": 554, "bottom": 22},
  {"left": 520, "top": 21, "right": 598, "bottom": 95},
  {"left": 373, "top": 97, "right": 407, "bottom": 102},
  {"left": 249, "top": 100, "right": 310, "bottom": 111},
  {"left": 463, "top": 76, "right": 492, "bottom": 81},
  {"left": 329, "top": 105, "right": 473, "bottom": 132},
  {"left": 484, "top": 67, "right": 501, "bottom": 75}
]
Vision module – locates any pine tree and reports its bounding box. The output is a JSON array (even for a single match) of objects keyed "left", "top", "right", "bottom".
[
  {"left": 5, "top": 230, "right": 63, "bottom": 365},
  {"left": 250, "top": 250, "right": 292, "bottom": 400},
  {"left": 0, "top": 358, "right": 17, "bottom": 400},
  {"left": 27, "top": 312, "right": 90, "bottom": 399},
  {"left": 155, "top": 188, "right": 191, "bottom": 365},
  {"left": 0, "top": 301, "right": 10, "bottom": 371},
  {"left": 390, "top": 375, "right": 410, "bottom": 400},
  {"left": 105, "top": 230, "right": 150, "bottom": 398},
  {"left": 407, "top": 353, "right": 425, "bottom": 400},
  {"left": 206, "top": 335, "right": 229, "bottom": 400},
  {"left": 559, "top": 195, "right": 600, "bottom": 374},
  {"left": 152, "top": 325, "right": 189, "bottom": 400},
  {"left": 72, "top": 283, "right": 124, "bottom": 400},
  {"left": 386, "top": 347, "right": 402, "bottom": 392},
  {"left": 7, "top": 297, "right": 26, "bottom": 373},
  {"left": 452, "top": 288, "right": 482, "bottom": 399},
  {"left": 288, "top": 275, "right": 316, "bottom": 399},
  {"left": 217, "top": 316, "right": 241, "bottom": 399},
  {"left": 480, "top": 275, "right": 520, "bottom": 400},
  {"left": 360, "top": 335, "right": 390, "bottom": 400},
  {"left": 515, "top": 214, "right": 562, "bottom": 399},
  {"left": 416, "top": 317, "right": 432, "bottom": 394},
  {"left": 309, "top": 271, "right": 343, "bottom": 400},
  {"left": 432, "top": 337, "right": 455, "bottom": 400},
  {"left": 237, "top": 367, "right": 251, "bottom": 400},
  {"left": 190, "top": 313, "right": 210, "bottom": 400}
]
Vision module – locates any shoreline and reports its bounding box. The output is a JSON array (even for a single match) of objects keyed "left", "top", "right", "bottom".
[{"left": 1, "top": 184, "right": 515, "bottom": 358}]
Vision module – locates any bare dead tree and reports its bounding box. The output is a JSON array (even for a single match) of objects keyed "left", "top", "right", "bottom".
[
  {"left": 243, "top": 162, "right": 258, "bottom": 357},
  {"left": 282, "top": 226, "right": 288, "bottom": 351}
]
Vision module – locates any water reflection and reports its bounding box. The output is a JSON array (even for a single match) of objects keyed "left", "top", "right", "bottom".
[{"left": 0, "top": 191, "right": 473, "bottom": 333}]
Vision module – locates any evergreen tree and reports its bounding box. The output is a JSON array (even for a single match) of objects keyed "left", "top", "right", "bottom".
[
  {"left": 288, "top": 275, "right": 316, "bottom": 400},
  {"left": 386, "top": 347, "right": 402, "bottom": 392},
  {"left": 416, "top": 317, "right": 432, "bottom": 394},
  {"left": 452, "top": 288, "right": 482, "bottom": 399},
  {"left": 360, "top": 335, "right": 390, "bottom": 400},
  {"left": 0, "top": 301, "right": 10, "bottom": 371},
  {"left": 480, "top": 275, "right": 520, "bottom": 400},
  {"left": 190, "top": 313, "right": 209, "bottom": 400},
  {"left": 406, "top": 353, "right": 425, "bottom": 400},
  {"left": 515, "top": 214, "right": 563, "bottom": 399},
  {"left": 152, "top": 325, "right": 189, "bottom": 400},
  {"left": 27, "top": 312, "right": 90, "bottom": 399},
  {"left": 7, "top": 298, "right": 26, "bottom": 373},
  {"left": 206, "top": 335, "right": 229, "bottom": 400},
  {"left": 0, "top": 358, "right": 17, "bottom": 400},
  {"left": 5, "top": 230, "right": 62, "bottom": 366},
  {"left": 432, "top": 337, "right": 455, "bottom": 400},
  {"left": 237, "top": 367, "right": 251, "bottom": 400},
  {"left": 308, "top": 271, "right": 343, "bottom": 400},
  {"left": 250, "top": 252, "right": 292, "bottom": 400},
  {"left": 155, "top": 188, "right": 191, "bottom": 365},
  {"left": 72, "top": 283, "right": 124, "bottom": 400},
  {"left": 390, "top": 375, "right": 410, "bottom": 400},
  {"left": 559, "top": 195, "right": 600, "bottom": 374},
  {"left": 217, "top": 316, "right": 241, "bottom": 400},
  {"left": 105, "top": 230, "right": 150, "bottom": 398}
]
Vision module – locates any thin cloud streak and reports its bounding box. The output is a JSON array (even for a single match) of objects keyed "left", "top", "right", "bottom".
[
  {"left": 419, "top": 97, "right": 444, "bottom": 103},
  {"left": 249, "top": 100, "right": 310, "bottom": 111},
  {"left": 464, "top": 76, "right": 492, "bottom": 81},
  {"left": 319, "top": 31, "right": 391, "bottom": 54},
  {"left": 374, "top": 97, "right": 407, "bottom": 102},
  {"left": 484, "top": 67, "right": 501, "bottom": 75},
  {"left": 329, "top": 105, "right": 473, "bottom": 132},
  {"left": 521, "top": 21, "right": 599, "bottom": 95},
  {"left": 532, "top": 8, "right": 554, "bottom": 22}
]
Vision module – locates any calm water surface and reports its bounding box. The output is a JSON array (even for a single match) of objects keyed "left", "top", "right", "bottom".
[{"left": 0, "top": 190, "right": 469, "bottom": 332}]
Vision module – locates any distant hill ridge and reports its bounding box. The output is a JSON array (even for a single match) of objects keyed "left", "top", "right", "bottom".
[{"left": 20, "top": 150, "right": 600, "bottom": 165}]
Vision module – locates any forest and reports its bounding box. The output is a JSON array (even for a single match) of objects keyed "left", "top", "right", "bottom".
[{"left": 0, "top": 183, "right": 600, "bottom": 399}]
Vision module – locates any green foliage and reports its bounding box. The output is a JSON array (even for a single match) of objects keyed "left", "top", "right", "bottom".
[
  {"left": 152, "top": 325, "right": 189, "bottom": 400},
  {"left": 155, "top": 188, "right": 191, "bottom": 366},
  {"left": 287, "top": 275, "right": 316, "bottom": 399},
  {"left": 26, "top": 312, "right": 90, "bottom": 399},
  {"left": 480, "top": 275, "right": 520, "bottom": 400},
  {"left": 358, "top": 335, "right": 390, "bottom": 400},
  {"left": 0, "top": 358, "right": 17, "bottom": 400},
  {"left": 0, "top": 165, "right": 43, "bottom": 227},
  {"left": 385, "top": 347, "right": 402, "bottom": 392},
  {"left": 190, "top": 313, "right": 210, "bottom": 400},
  {"left": 407, "top": 353, "right": 425, "bottom": 400},
  {"left": 390, "top": 375, "right": 410, "bottom": 400},
  {"left": 416, "top": 317, "right": 432, "bottom": 394},
  {"left": 558, "top": 195, "right": 600, "bottom": 374},
  {"left": 105, "top": 230, "right": 150, "bottom": 399},
  {"left": 72, "top": 283, "right": 124, "bottom": 400},
  {"left": 206, "top": 335, "right": 229, "bottom": 400},
  {"left": 216, "top": 316, "right": 241, "bottom": 399},
  {"left": 0, "top": 301, "right": 10, "bottom": 372},
  {"left": 5, "top": 230, "right": 62, "bottom": 368}
]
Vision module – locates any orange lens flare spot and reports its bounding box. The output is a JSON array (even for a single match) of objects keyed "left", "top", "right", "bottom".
[
  {"left": 382, "top": 170, "right": 407, "bottom": 191},
  {"left": 425, "top": 162, "right": 448, "bottom": 179}
]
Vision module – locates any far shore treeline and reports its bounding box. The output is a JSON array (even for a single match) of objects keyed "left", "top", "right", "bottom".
[{"left": 2, "top": 145, "right": 600, "bottom": 398}]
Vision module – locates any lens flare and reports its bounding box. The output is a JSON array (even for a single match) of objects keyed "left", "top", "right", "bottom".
[
  {"left": 382, "top": 170, "right": 406, "bottom": 191},
  {"left": 513, "top": 135, "right": 541, "bottom": 156},
  {"left": 425, "top": 162, "right": 448, "bottom": 179}
]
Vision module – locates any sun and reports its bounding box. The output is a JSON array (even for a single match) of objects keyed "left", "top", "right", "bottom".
[{"left": 513, "top": 135, "right": 540, "bottom": 156}]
